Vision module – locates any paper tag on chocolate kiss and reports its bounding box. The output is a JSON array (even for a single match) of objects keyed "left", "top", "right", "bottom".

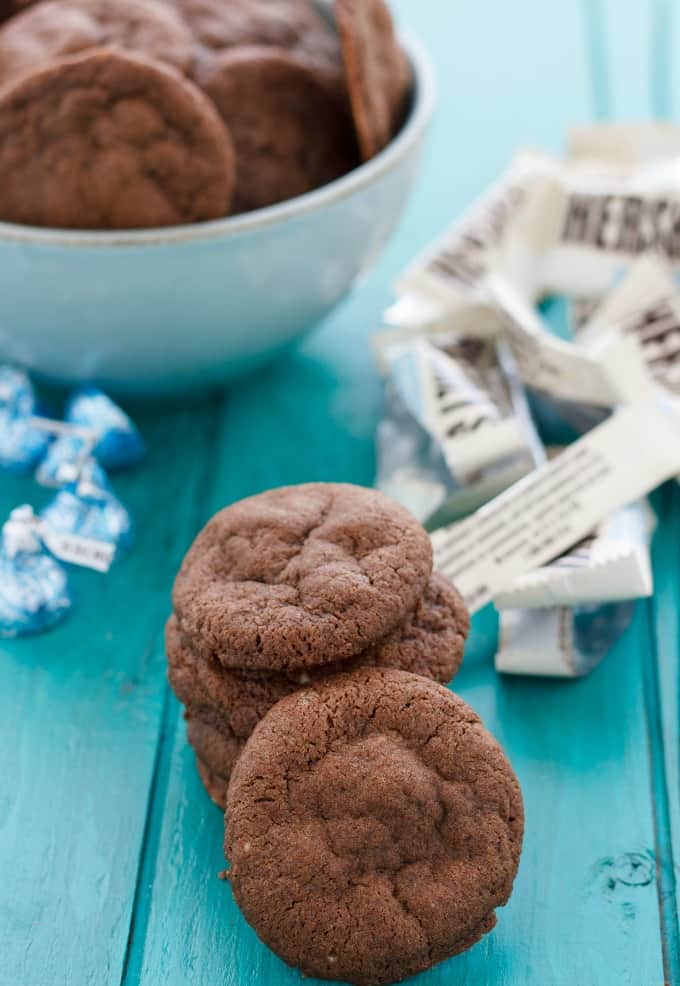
[
  {"left": 38, "top": 524, "right": 114, "bottom": 573},
  {"left": 431, "top": 395, "right": 680, "bottom": 612}
]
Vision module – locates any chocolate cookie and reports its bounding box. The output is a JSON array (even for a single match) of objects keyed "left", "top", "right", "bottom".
[
  {"left": 197, "top": 46, "right": 356, "bottom": 213},
  {"left": 226, "top": 668, "right": 524, "bottom": 985},
  {"left": 0, "top": 0, "right": 195, "bottom": 85},
  {"left": 0, "top": 0, "right": 37, "bottom": 23},
  {"left": 186, "top": 710, "right": 242, "bottom": 786},
  {"left": 195, "top": 754, "right": 229, "bottom": 808},
  {"left": 168, "top": 0, "right": 340, "bottom": 69},
  {"left": 0, "top": 48, "right": 236, "bottom": 229},
  {"left": 173, "top": 483, "right": 433, "bottom": 671},
  {"left": 335, "top": 0, "right": 410, "bottom": 160},
  {"left": 169, "top": 574, "right": 468, "bottom": 800},
  {"left": 168, "top": 571, "right": 469, "bottom": 733}
]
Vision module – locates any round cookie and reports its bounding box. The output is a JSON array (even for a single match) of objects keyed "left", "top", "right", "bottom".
[
  {"left": 172, "top": 482, "right": 433, "bottom": 672},
  {"left": 0, "top": 48, "right": 236, "bottom": 229},
  {"left": 226, "top": 668, "right": 523, "bottom": 985},
  {"left": 0, "top": 0, "right": 195, "bottom": 85},
  {"left": 167, "top": 573, "right": 469, "bottom": 737},
  {"left": 335, "top": 0, "right": 411, "bottom": 160},
  {"left": 197, "top": 46, "right": 357, "bottom": 213}
]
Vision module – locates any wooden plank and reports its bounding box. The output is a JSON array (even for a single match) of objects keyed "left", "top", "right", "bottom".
[
  {"left": 131, "top": 3, "right": 664, "bottom": 986},
  {"left": 0, "top": 397, "right": 222, "bottom": 986},
  {"left": 585, "top": 2, "right": 680, "bottom": 977},
  {"left": 648, "top": 485, "right": 680, "bottom": 980},
  {"left": 446, "top": 607, "right": 664, "bottom": 985}
]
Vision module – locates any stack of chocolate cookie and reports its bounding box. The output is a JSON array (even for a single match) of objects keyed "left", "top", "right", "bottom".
[
  {"left": 167, "top": 482, "right": 470, "bottom": 807},
  {"left": 0, "top": 0, "right": 411, "bottom": 228}
]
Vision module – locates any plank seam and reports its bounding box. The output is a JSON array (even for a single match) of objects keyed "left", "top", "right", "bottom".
[
  {"left": 119, "top": 394, "right": 225, "bottom": 986},
  {"left": 644, "top": 582, "right": 680, "bottom": 984},
  {"left": 119, "top": 683, "right": 179, "bottom": 986},
  {"left": 580, "top": 6, "right": 677, "bottom": 974}
]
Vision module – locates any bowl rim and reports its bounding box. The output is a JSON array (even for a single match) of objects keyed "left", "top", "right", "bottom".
[{"left": 0, "top": 32, "right": 436, "bottom": 248}]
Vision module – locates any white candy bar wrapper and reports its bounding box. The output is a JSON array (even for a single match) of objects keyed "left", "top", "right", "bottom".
[
  {"left": 375, "top": 326, "right": 543, "bottom": 524},
  {"left": 386, "top": 266, "right": 650, "bottom": 413},
  {"left": 569, "top": 297, "right": 600, "bottom": 332},
  {"left": 431, "top": 394, "right": 680, "bottom": 613},
  {"left": 567, "top": 123, "right": 680, "bottom": 167},
  {"left": 494, "top": 501, "right": 653, "bottom": 609},
  {"left": 396, "top": 150, "right": 555, "bottom": 313},
  {"left": 508, "top": 157, "right": 680, "bottom": 300},
  {"left": 383, "top": 294, "right": 502, "bottom": 343},
  {"left": 578, "top": 254, "right": 680, "bottom": 395},
  {"left": 484, "top": 274, "right": 651, "bottom": 406},
  {"left": 496, "top": 601, "right": 636, "bottom": 677}
]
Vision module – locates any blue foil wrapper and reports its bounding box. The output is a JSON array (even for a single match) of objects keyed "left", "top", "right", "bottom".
[
  {"left": 0, "top": 508, "right": 71, "bottom": 637},
  {"left": 36, "top": 388, "right": 144, "bottom": 486},
  {"left": 36, "top": 434, "right": 93, "bottom": 487},
  {"left": 40, "top": 463, "right": 133, "bottom": 557},
  {"left": 0, "top": 366, "right": 51, "bottom": 473},
  {"left": 0, "top": 366, "right": 35, "bottom": 417},
  {"left": 66, "top": 388, "right": 145, "bottom": 469}
]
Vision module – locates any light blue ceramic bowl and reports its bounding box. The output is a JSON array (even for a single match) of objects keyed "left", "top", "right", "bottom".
[{"left": 0, "top": 36, "right": 435, "bottom": 396}]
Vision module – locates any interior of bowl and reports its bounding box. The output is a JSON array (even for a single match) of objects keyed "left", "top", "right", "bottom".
[{"left": 0, "top": 33, "right": 436, "bottom": 248}]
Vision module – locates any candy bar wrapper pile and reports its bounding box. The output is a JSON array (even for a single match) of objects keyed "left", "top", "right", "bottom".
[
  {"left": 376, "top": 122, "right": 680, "bottom": 677},
  {"left": 0, "top": 370, "right": 144, "bottom": 637}
]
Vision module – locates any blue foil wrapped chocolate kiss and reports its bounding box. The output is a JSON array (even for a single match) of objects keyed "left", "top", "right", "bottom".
[
  {"left": 0, "top": 366, "right": 51, "bottom": 473},
  {"left": 40, "top": 461, "right": 133, "bottom": 559},
  {"left": 0, "top": 506, "right": 71, "bottom": 638},
  {"left": 36, "top": 388, "right": 145, "bottom": 487}
]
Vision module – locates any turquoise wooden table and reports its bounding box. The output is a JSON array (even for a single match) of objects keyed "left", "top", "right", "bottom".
[{"left": 2, "top": 2, "right": 679, "bottom": 984}]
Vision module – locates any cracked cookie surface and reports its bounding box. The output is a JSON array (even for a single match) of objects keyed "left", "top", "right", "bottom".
[
  {"left": 169, "top": 576, "right": 469, "bottom": 799},
  {"left": 168, "top": 571, "right": 468, "bottom": 739},
  {"left": 173, "top": 483, "right": 433, "bottom": 671},
  {"left": 0, "top": 48, "right": 235, "bottom": 228},
  {"left": 226, "top": 668, "right": 524, "bottom": 985},
  {"left": 0, "top": 0, "right": 195, "bottom": 85}
]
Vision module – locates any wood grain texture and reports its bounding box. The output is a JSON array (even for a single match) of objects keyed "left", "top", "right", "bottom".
[
  {"left": 130, "top": 3, "right": 667, "bottom": 986},
  {"left": 591, "top": 4, "right": 680, "bottom": 978},
  {"left": 0, "top": 400, "right": 223, "bottom": 986},
  {"left": 649, "top": 485, "right": 680, "bottom": 980},
  {"left": 1, "top": 1, "right": 676, "bottom": 985}
]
